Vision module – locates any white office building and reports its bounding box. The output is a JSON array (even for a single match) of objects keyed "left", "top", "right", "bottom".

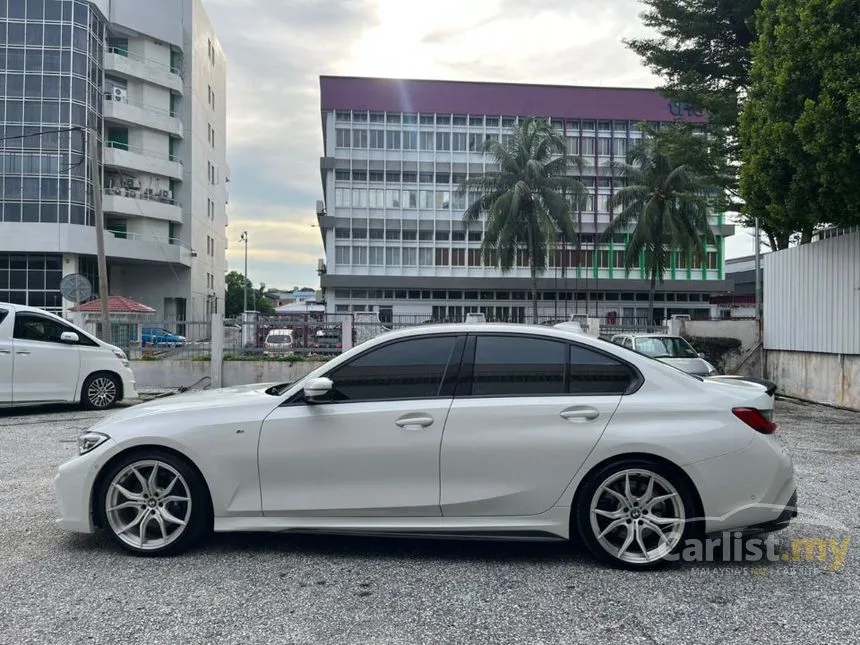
[
  {"left": 317, "top": 76, "right": 735, "bottom": 324},
  {"left": 0, "top": 0, "right": 228, "bottom": 322}
]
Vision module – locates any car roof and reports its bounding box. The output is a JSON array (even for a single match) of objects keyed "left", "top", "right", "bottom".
[{"left": 368, "top": 323, "right": 608, "bottom": 348}]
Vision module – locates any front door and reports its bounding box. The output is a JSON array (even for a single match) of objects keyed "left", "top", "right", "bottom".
[
  {"left": 440, "top": 334, "right": 634, "bottom": 517},
  {"left": 11, "top": 312, "right": 81, "bottom": 403},
  {"left": 258, "top": 334, "right": 464, "bottom": 517}
]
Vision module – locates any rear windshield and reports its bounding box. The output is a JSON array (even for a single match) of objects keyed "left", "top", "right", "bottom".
[
  {"left": 267, "top": 335, "right": 292, "bottom": 344},
  {"left": 634, "top": 336, "right": 698, "bottom": 358}
]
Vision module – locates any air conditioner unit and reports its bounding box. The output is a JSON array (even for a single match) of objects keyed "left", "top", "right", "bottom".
[
  {"left": 113, "top": 87, "right": 128, "bottom": 102},
  {"left": 160, "top": 189, "right": 170, "bottom": 199}
]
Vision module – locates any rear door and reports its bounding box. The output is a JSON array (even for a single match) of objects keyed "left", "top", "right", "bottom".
[
  {"left": 440, "top": 333, "right": 637, "bottom": 517},
  {"left": 0, "top": 309, "right": 11, "bottom": 404},
  {"left": 11, "top": 312, "right": 81, "bottom": 403}
]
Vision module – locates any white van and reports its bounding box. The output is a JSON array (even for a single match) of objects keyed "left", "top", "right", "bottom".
[{"left": 0, "top": 303, "right": 137, "bottom": 410}]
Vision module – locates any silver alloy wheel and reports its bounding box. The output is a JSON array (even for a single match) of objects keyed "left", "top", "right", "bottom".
[
  {"left": 589, "top": 468, "right": 685, "bottom": 565},
  {"left": 87, "top": 376, "right": 117, "bottom": 408},
  {"left": 105, "top": 460, "right": 192, "bottom": 551}
]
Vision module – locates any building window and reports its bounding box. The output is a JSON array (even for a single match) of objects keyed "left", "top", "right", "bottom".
[
  {"left": 336, "top": 111, "right": 351, "bottom": 122},
  {"left": 468, "top": 134, "right": 482, "bottom": 151},
  {"left": 352, "top": 246, "right": 368, "bottom": 264},
  {"left": 419, "top": 248, "right": 434, "bottom": 266},
  {"left": 435, "top": 132, "right": 451, "bottom": 151},
  {"left": 707, "top": 251, "right": 718, "bottom": 270},
  {"left": 351, "top": 189, "right": 368, "bottom": 208},
  {"left": 452, "top": 132, "right": 467, "bottom": 151},
  {"left": 435, "top": 191, "right": 450, "bottom": 209},
  {"left": 386, "top": 130, "right": 400, "bottom": 149},
  {"left": 335, "top": 129, "right": 351, "bottom": 148},
  {"left": 598, "top": 137, "right": 612, "bottom": 156},
  {"left": 352, "top": 130, "right": 368, "bottom": 148},
  {"left": 335, "top": 246, "right": 350, "bottom": 265},
  {"left": 385, "top": 248, "right": 401, "bottom": 265},
  {"left": 335, "top": 227, "right": 350, "bottom": 239},
  {"left": 403, "top": 248, "right": 417, "bottom": 266},
  {"left": 419, "top": 132, "right": 435, "bottom": 151},
  {"left": 452, "top": 248, "right": 465, "bottom": 266},
  {"left": 369, "top": 247, "right": 384, "bottom": 265},
  {"left": 419, "top": 190, "right": 434, "bottom": 210},
  {"left": 386, "top": 189, "right": 401, "bottom": 208},
  {"left": 334, "top": 188, "right": 350, "bottom": 207},
  {"left": 352, "top": 170, "right": 367, "bottom": 181},
  {"left": 435, "top": 230, "right": 450, "bottom": 241},
  {"left": 403, "top": 131, "right": 418, "bottom": 150},
  {"left": 435, "top": 248, "right": 450, "bottom": 266},
  {"left": 368, "top": 189, "right": 385, "bottom": 209},
  {"left": 614, "top": 138, "right": 628, "bottom": 156},
  {"left": 369, "top": 130, "right": 385, "bottom": 149},
  {"left": 401, "top": 190, "right": 417, "bottom": 208}
]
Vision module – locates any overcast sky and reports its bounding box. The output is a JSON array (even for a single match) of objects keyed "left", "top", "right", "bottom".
[{"left": 205, "top": 0, "right": 757, "bottom": 291}]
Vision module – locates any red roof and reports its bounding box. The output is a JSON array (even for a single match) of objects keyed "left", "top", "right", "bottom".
[{"left": 72, "top": 295, "right": 156, "bottom": 314}]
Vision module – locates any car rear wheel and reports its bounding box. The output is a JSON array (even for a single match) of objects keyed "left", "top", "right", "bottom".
[
  {"left": 81, "top": 373, "right": 120, "bottom": 410},
  {"left": 575, "top": 459, "right": 698, "bottom": 569},
  {"left": 97, "top": 450, "right": 211, "bottom": 556}
]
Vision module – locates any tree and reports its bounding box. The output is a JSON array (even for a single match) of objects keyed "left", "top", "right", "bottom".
[
  {"left": 740, "top": 0, "right": 860, "bottom": 245},
  {"left": 224, "top": 271, "right": 275, "bottom": 317},
  {"left": 460, "top": 117, "right": 587, "bottom": 321},
  {"left": 625, "top": 1, "right": 789, "bottom": 240},
  {"left": 603, "top": 136, "right": 715, "bottom": 324}
]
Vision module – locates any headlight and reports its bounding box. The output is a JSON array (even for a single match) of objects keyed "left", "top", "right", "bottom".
[
  {"left": 78, "top": 431, "right": 109, "bottom": 455},
  {"left": 113, "top": 349, "right": 129, "bottom": 367}
]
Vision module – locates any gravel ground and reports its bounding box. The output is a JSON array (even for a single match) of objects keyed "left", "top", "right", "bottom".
[{"left": 0, "top": 399, "right": 858, "bottom": 645}]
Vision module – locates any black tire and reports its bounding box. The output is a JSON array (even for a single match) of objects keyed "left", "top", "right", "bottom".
[
  {"left": 574, "top": 457, "right": 699, "bottom": 570},
  {"left": 95, "top": 449, "right": 212, "bottom": 556},
  {"left": 80, "top": 372, "right": 121, "bottom": 410}
]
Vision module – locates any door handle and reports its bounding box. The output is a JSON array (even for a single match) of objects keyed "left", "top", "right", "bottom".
[
  {"left": 15, "top": 351, "right": 31, "bottom": 355},
  {"left": 560, "top": 407, "right": 600, "bottom": 422},
  {"left": 395, "top": 414, "right": 434, "bottom": 430},
  {"left": 0, "top": 350, "right": 11, "bottom": 355}
]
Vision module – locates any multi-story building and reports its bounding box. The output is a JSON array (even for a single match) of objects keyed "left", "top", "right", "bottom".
[
  {"left": 316, "top": 76, "right": 734, "bottom": 323},
  {"left": 0, "top": 0, "right": 228, "bottom": 322}
]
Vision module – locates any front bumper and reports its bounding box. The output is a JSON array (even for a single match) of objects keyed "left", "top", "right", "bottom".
[{"left": 54, "top": 440, "right": 116, "bottom": 533}]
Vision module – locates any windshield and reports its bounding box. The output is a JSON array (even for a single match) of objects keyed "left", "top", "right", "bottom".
[
  {"left": 266, "top": 335, "right": 291, "bottom": 344},
  {"left": 634, "top": 336, "right": 698, "bottom": 359}
]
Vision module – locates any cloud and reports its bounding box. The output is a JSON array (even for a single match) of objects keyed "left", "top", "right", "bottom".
[{"left": 204, "top": 0, "right": 747, "bottom": 290}]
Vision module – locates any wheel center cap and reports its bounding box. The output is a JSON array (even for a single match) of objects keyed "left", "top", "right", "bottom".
[
  {"left": 147, "top": 499, "right": 157, "bottom": 508},
  {"left": 630, "top": 509, "right": 641, "bottom": 519}
]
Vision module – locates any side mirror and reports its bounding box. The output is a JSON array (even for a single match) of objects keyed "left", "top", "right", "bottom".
[
  {"left": 698, "top": 352, "right": 707, "bottom": 359},
  {"left": 60, "top": 331, "right": 79, "bottom": 344},
  {"left": 303, "top": 377, "right": 333, "bottom": 401}
]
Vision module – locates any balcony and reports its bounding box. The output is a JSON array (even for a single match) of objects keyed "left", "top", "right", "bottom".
[
  {"left": 103, "top": 96, "right": 183, "bottom": 138},
  {"left": 105, "top": 230, "right": 192, "bottom": 267},
  {"left": 104, "top": 48, "right": 183, "bottom": 94},
  {"left": 104, "top": 142, "right": 183, "bottom": 180},
  {"left": 103, "top": 189, "right": 182, "bottom": 224}
]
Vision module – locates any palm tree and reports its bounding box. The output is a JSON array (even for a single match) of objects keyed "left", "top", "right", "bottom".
[
  {"left": 604, "top": 136, "right": 715, "bottom": 325},
  {"left": 460, "top": 117, "right": 587, "bottom": 322}
]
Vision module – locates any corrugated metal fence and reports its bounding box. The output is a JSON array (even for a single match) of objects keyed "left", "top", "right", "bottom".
[{"left": 763, "top": 231, "right": 860, "bottom": 354}]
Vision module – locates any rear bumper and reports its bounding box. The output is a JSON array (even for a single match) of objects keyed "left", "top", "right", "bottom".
[{"left": 743, "top": 489, "right": 798, "bottom": 534}]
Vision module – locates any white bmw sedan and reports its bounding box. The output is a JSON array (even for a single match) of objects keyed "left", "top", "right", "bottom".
[{"left": 54, "top": 324, "right": 797, "bottom": 569}]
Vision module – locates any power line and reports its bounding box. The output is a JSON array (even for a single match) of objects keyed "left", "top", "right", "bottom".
[{"left": 0, "top": 125, "right": 83, "bottom": 145}]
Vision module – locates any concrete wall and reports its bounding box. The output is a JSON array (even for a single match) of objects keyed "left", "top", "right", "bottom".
[
  {"left": 767, "top": 351, "right": 860, "bottom": 411},
  {"left": 132, "top": 360, "right": 326, "bottom": 389}
]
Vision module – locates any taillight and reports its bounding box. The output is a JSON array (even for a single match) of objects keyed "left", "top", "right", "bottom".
[{"left": 732, "top": 407, "right": 778, "bottom": 434}]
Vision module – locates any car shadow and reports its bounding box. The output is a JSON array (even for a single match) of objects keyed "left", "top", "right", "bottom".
[{"left": 0, "top": 401, "right": 136, "bottom": 418}]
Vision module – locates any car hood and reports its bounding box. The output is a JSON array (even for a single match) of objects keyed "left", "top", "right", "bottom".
[
  {"left": 657, "top": 357, "right": 714, "bottom": 375},
  {"left": 87, "top": 382, "right": 284, "bottom": 430}
]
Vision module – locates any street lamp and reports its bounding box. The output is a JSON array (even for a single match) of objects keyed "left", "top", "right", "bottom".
[{"left": 239, "top": 230, "right": 248, "bottom": 314}]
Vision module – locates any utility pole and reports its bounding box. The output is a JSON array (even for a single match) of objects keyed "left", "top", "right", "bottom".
[
  {"left": 87, "top": 128, "right": 111, "bottom": 344},
  {"left": 240, "top": 230, "right": 248, "bottom": 314}
]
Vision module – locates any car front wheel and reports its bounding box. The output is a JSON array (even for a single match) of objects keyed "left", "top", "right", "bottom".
[
  {"left": 575, "top": 459, "right": 698, "bottom": 569},
  {"left": 81, "top": 373, "right": 120, "bottom": 410},
  {"left": 97, "top": 450, "right": 211, "bottom": 556}
]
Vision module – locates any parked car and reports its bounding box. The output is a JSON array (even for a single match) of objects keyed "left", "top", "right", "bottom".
[
  {"left": 141, "top": 328, "right": 186, "bottom": 348},
  {"left": 610, "top": 333, "right": 718, "bottom": 377},
  {"left": 54, "top": 323, "right": 795, "bottom": 568},
  {"left": 464, "top": 313, "right": 487, "bottom": 323},
  {"left": 263, "top": 328, "right": 293, "bottom": 354},
  {"left": 0, "top": 302, "right": 136, "bottom": 409}
]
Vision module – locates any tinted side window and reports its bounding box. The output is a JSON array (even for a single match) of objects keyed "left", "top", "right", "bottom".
[
  {"left": 12, "top": 313, "right": 70, "bottom": 343},
  {"left": 0, "top": 310, "right": 7, "bottom": 325},
  {"left": 472, "top": 336, "right": 565, "bottom": 396},
  {"left": 326, "top": 336, "right": 457, "bottom": 402},
  {"left": 568, "top": 345, "right": 635, "bottom": 394}
]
